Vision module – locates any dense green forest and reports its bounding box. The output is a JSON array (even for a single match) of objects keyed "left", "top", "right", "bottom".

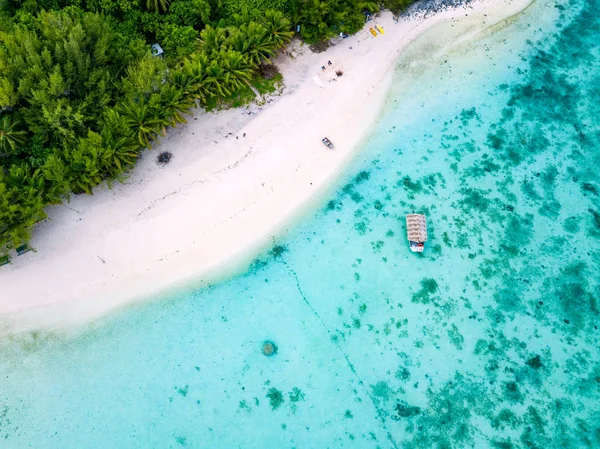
[{"left": 0, "top": 0, "right": 415, "bottom": 258}]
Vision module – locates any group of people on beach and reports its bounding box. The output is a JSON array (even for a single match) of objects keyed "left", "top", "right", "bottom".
[{"left": 321, "top": 60, "right": 333, "bottom": 71}]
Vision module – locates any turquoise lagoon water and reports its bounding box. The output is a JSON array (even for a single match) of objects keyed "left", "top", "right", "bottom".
[{"left": 1, "top": 0, "right": 599, "bottom": 447}]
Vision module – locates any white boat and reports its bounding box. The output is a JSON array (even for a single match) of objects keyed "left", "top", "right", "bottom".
[{"left": 406, "top": 214, "right": 427, "bottom": 252}]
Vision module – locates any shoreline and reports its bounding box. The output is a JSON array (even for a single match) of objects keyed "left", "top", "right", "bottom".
[{"left": 0, "top": 0, "right": 532, "bottom": 336}]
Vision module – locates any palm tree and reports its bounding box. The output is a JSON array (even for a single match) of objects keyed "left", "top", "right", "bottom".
[
  {"left": 68, "top": 150, "right": 103, "bottom": 195},
  {"left": 42, "top": 153, "right": 71, "bottom": 203},
  {"left": 0, "top": 179, "right": 46, "bottom": 252},
  {"left": 198, "top": 26, "right": 228, "bottom": 56},
  {"left": 158, "top": 84, "right": 195, "bottom": 127},
  {"left": 169, "top": 69, "right": 198, "bottom": 99},
  {"left": 183, "top": 53, "right": 231, "bottom": 104},
  {"left": 5, "top": 164, "right": 44, "bottom": 197},
  {"left": 0, "top": 115, "right": 27, "bottom": 153},
  {"left": 228, "top": 29, "right": 251, "bottom": 55},
  {"left": 218, "top": 51, "right": 254, "bottom": 91},
  {"left": 117, "top": 100, "right": 167, "bottom": 149},
  {"left": 230, "top": 12, "right": 251, "bottom": 28},
  {"left": 146, "top": 0, "right": 170, "bottom": 13},
  {"left": 263, "top": 10, "right": 294, "bottom": 50},
  {"left": 100, "top": 129, "right": 140, "bottom": 173},
  {"left": 298, "top": 0, "right": 337, "bottom": 41},
  {"left": 64, "top": 131, "right": 106, "bottom": 195},
  {"left": 181, "top": 54, "right": 209, "bottom": 104},
  {"left": 358, "top": 1, "right": 379, "bottom": 14},
  {"left": 239, "top": 22, "right": 274, "bottom": 66},
  {"left": 202, "top": 60, "right": 234, "bottom": 100}
]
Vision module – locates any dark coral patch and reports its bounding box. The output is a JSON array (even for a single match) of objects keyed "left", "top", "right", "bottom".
[{"left": 526, "top": 355, "right": 543, "bottom": 370}]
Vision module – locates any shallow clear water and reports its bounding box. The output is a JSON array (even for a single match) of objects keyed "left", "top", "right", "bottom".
[{"left": 1, "top": 0, "right": 599, "bottom": 447}]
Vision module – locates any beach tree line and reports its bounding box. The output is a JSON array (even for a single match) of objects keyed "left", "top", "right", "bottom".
[
  {"left": 0, "top": 6, "right": 293, "bottom": 254},
  {"left": 0, "top": 0, "right": 417, "bottom": 257}
]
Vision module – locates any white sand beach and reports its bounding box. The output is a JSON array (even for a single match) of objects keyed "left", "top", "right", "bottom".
[{"left": 0, "top": 0, "right": 532, "bottom": 335}]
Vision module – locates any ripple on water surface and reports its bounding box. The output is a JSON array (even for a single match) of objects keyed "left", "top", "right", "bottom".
[{"left": 1, "top": 0, "right": 599, "bottom": 447}]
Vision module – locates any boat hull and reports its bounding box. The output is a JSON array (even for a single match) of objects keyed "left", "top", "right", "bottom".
[{"left": 409, "top": 241, "right": 425, "bottom": 252}]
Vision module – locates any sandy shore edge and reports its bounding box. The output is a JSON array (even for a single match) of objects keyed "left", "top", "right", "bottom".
[{"left": 0, "top": 0, "right": 533, "bottom": 336}]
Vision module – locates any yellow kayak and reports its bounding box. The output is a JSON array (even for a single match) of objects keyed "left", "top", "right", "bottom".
[
  {"left": 369, "top": 27, "right": 377, "bottom": 37},
  {"left": 376, "top": 25, "right": 385, "bottom": 34}
]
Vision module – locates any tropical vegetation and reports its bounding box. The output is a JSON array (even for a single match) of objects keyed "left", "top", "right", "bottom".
[{"left": 0, "top": 0, "right": 416, "bottom": 257}]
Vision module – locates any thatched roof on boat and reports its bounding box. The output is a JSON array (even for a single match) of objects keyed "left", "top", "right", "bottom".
[{"left": 406, "top": 214, "right": 428, "bottom": 242}]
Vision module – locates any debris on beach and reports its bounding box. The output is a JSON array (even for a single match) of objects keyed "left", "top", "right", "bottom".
[{"left": 157, "top": 151, "right": 172, "bottom": 165}]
